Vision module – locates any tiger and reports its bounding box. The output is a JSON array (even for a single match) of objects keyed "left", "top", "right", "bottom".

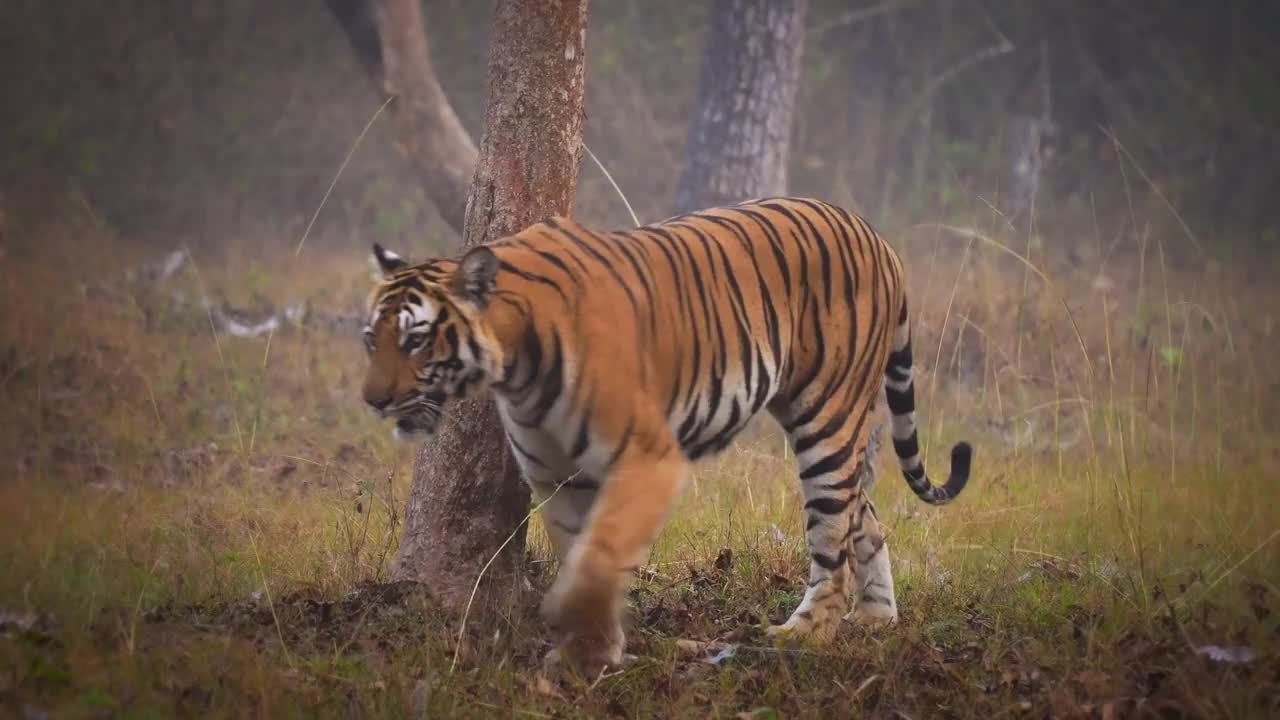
[{"left": 360, "top": 197, "right": 972, "bottom": 669}]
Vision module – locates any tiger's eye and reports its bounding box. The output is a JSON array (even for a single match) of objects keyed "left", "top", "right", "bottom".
[{"left": 402, "top": 331, "right": 429, "bottom": 353}]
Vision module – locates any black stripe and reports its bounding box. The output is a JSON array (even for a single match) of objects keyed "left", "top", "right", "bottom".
[
  {"left": 688, "top": 398, "right": 745, "bottom": 460},
  {"left": 659, "top": 227, "right": 712, "bottom": 419},
  {"left": 779, "top": 309, "right": 829, "bottom": 429},
  {"left": 804, "top": 496, "right": 852, "bottom": 515},
  {"left": 736, "top": 208, "right": 794, "bottom": 301},
  {"left": 677, "top": 404, "right": 700, "bottom": 447},
  {"left": 551, "top": 221, "right": 644, "bottom": 322},
  {"left": 763, "top": 201, "right": 832, "bottom": 308},
  {"left": 525, "top": 329, "right": 565, "bottom": 425},
  {"left": 511, "top": 240, "right": 584, "bottom": 288},
  {"left": 892, "top": 432, "right": 919, "bottom": 460},
  {"left": 601, "top": 232, "right": 659, "bottom": 327},
  {"left": 700, "top": 214, "right": 784, "bottom": 374},
  {"left": 601, "top": 417, "right": 636, "bottom": 472},
  {"left": 887, "top": 343, "right": 912, "bottom": 371},
  {"left": 811, "top": 551, "right": 848, "bottom": 571},
  {"left": 506, "top": 320, "right": 543, "bottom": 398},
  {"left": 507, "top": 434, "right": 549, "bottom": 469},
  {"left": 751, "top": 353, "right": 773, "bottom": 415},
  {"left": 495, "top": 261, "right": 569, "bottom": 303},
  {"left": 799, "top": 433, "right": 857, "bottom": 480},
  {"left": 571, "top": 403, "right": 592, "bottom": 458},
  {"left": 793, "top": 410, "right": 853, "bottom": 455},
  {"left": 885, "top": 385, "right": 914, "bottom": 415},
  {"left": 796, "top": 198, "right": 857, "bottom": 317}
]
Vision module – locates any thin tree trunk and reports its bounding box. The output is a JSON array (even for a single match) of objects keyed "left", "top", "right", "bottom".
[
  {"left": 391, "top": 0, "right": 589, "bottom": 609},
  {"left": 850, "top": 19, "right": 892, "bottom": 218},
  {"left": 326, "top": 0, "right": 478, "bottom": 237},
  {"left": 674, "top": 0, "right": 807, "bottom": 214}
]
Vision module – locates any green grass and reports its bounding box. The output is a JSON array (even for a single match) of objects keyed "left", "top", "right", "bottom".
[{"left": 0, "top": 213, "right": 1277, "bottom": 718}]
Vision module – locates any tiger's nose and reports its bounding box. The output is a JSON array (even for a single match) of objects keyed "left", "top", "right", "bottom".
[{"left": 364, "top": 392, "right": 393, "bottom": 413}]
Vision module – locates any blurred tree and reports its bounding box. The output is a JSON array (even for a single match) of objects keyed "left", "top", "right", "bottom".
[
  {"left": 391, "top": 0, "right": 588, "bottom": 607},
  {"left": 1004, "top": 40, "right": 1054, "bottom": 229},
  {"left": 674, "top": 0, "right": 807, "bottom": 214},
  {"left": 326, "top": 0, "right": 477, "bottom": 237}
]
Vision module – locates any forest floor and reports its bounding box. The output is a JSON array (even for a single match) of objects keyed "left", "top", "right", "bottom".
[{"left": 1, "top": 212, "right": 1278, "bottom": 719}]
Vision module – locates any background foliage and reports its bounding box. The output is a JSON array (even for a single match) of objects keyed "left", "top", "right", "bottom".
[{"left": 4, "top": 0, "right": 1279, "bottom": 254}]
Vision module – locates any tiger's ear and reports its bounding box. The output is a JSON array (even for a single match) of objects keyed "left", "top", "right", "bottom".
[
  {"left": 370, "top": 243, "right": 408, "bottom": 279},
  {"left": 452, "top": 246, "right": 499, "bottom": 307}
]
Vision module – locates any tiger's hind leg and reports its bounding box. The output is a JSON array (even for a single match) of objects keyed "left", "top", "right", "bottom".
[
  {"left": 844, "top": 487, "right": 898, "bottom": 626},
  {"left": 765, "top": 409, "right": 868, "bottom": 642}
]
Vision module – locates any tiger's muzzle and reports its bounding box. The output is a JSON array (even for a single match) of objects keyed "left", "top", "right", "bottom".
[{"left": 369, "top": 390, "right": 448, "bottom": 440}]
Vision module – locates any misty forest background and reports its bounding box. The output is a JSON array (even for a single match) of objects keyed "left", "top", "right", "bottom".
[
  {"left": 2, "top": 1, "right": 1279, "bottom": 718},
  {"left": 5, "top": 0, "right": 1280, "bottom": 255}
]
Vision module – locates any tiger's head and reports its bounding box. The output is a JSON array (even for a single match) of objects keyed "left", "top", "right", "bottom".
[{"left": 361, "top": 243, "right": 501, "bottom": 439}]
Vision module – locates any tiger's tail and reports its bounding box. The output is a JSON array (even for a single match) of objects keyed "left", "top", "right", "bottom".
[{"left": 883, "top": 301, "right": 972, "bottom": 505}]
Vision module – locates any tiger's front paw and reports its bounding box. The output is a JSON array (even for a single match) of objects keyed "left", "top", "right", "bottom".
[
  {"left": 540, "top": 546, "right": 621, "bottom": 624},
  {"left": 540, "top": 551, "right": 626, "bottom": 672},
  {"left": 542, "top": 630, "right": 626, "bottom": 676},
  {"left": 540, "top": 600, "right": 625, "bottom": 675}
]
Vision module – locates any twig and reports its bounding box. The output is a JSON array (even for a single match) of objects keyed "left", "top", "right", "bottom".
[
  {"left": 450, "top": 472, "right": 578, "bottom": 673},
  {"left": 295, "top": 95, "right": 394, "bottom": 257},
  {"left": 127, "top": 557, "right": 162, "bottom": 656},
  {"left": 582, "top": 141, "right": 640, "bottom": 227},
  {"left": 1101, "top": 128, "right": 1205, "bottom": 257},
  {"left": 251, "top": 534, "right": 295, "bottom": 670},
  {"left": 926, "top": 230, "right": 976, "bottom": 455},
  {"left": 471, "top": 702, "right": 552, "bottom": 719},
  {"left": 1201, "top": 528, "right": 1280, "bottom": 596},
  {"left": 813, "top": 0, "right": 916, "bottom": 35},
  {"left": 913, "top": 223, "right": 1096, "bottom": 392},
  {"left": 899, "top": 24, "right": 1014, "bottom": 123},
  {"left": 673, "top": 637, "right": 829, "bottom": 659}
]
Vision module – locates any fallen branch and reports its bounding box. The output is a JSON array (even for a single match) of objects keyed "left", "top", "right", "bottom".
[
  {"left": 672, "top": 637, "right": 829, "bottom": 665},
  {"left": 121, "top": 248, "right": 364, "bottom": 339}
]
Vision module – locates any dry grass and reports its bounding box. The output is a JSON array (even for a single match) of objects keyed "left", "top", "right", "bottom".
[{"left": 0, "top": 206, "right": 1277, "bottom": 718}]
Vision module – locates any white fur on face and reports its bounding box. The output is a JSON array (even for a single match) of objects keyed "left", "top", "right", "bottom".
[
  {"left": 398, "top": 299, "right": 438, "bottom": 332},
  {"left": 365, "top": 293, "right": 441, "bottom": 348}
]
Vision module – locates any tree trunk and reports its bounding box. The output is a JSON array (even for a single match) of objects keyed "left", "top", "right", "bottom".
[
  {"left": 674, "top": 0, "right": 807, "bottom": 214},
  {"left": 391, "top": 0, "right": 589, "bottom": 609},
  {"left": 1006, "top": 40, "right": 1054, "bottom": 229},
  {"left": 326, "top": 0, "right": 478, "bottom": 237}
]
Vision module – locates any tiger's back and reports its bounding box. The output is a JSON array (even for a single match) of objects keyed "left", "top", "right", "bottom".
[{"left": 489, "top": 197, "right": 906, "bottom": 463}]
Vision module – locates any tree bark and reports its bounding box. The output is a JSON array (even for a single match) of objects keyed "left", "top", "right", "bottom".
[
  {"left": 326, "top": 0, "right": 478, "bottom": 237},
  {"left": 391, "top": 0, "right": 588, "bottom": 609},
  {"left": 674, "top": 0, "right": 807, "bottom": 214}
]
